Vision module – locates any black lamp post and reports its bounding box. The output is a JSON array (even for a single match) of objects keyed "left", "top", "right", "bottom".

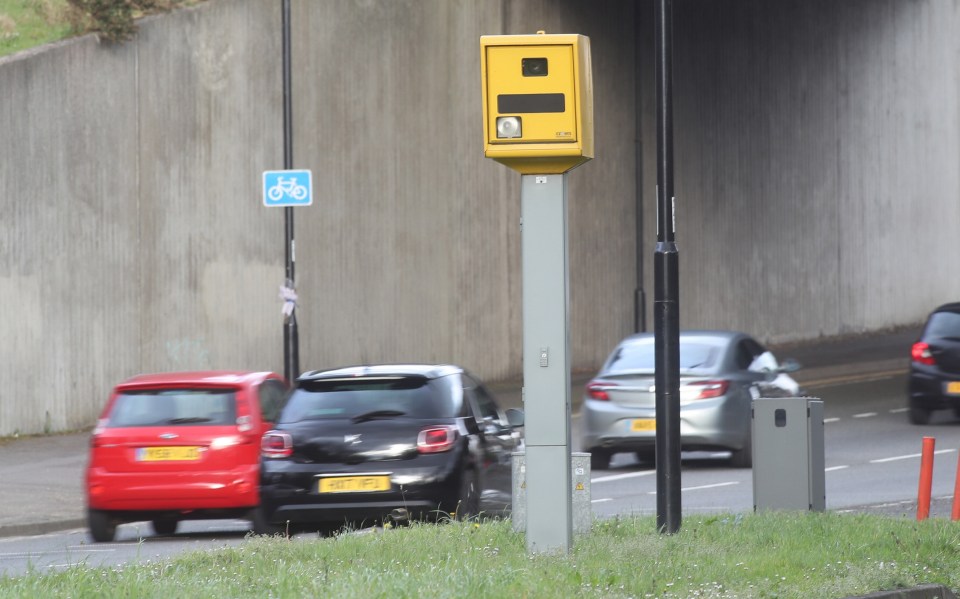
[
  {"left": 654, "top": 0, "right": 681, "bottom": 535},
  {"left": 281, "top": 0, "right": 299, "bottom": 383}
]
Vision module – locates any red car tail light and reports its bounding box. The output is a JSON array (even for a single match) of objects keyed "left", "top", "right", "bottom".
[
  {"left": 912, "top": 342, "right": 936, "bottom": 366},
  {"left": 92, "top": 417, "right": 108, "bottom": 436},
  {"left": 261, "top": 431, "right": 293, "bottom": 458},
  {"left": 89, "top": 418, "right": 109, "bottom": 448},
  {"left": 586, "top": 380, "right": 616, "bottom": 401},
  {"left": 686, "top": 379, "right": 730, "bottom": 400},
  {"left": 417, "top": 425, "right": 458, "bottom": 453}
]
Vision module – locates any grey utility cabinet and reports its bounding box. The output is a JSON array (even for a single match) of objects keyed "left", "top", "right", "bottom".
[{"left": 752, "top": 396, "right": 825, "bottom": 512}]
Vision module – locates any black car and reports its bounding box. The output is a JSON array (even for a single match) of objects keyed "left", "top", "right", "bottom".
[
  {"left": 908, "top": 302, "right": 960, "bottom": 424},
  {"left": 255, "top": 364, "right": 524, "bottom": 535}
]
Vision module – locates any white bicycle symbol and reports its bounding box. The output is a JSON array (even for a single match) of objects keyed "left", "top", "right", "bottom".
[{"left": 268, "top": 176, "right": 308, "bottom": 201}]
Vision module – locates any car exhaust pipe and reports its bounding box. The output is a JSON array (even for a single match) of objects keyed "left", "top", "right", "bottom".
[{"left": 389, "top": 508, "right": 410, "bottom": 526}]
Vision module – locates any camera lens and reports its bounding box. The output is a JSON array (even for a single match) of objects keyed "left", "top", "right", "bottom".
[
  {"left": 496, "top": 116, "right": 522, "bottom": 139},
  {"left": 522, "top": 58, "right": 548, "bottom": 77}
]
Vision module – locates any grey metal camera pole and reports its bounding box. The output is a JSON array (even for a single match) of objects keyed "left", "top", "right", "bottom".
[{"left": 521, "top": 173, "right": 573, "bottom": 553}]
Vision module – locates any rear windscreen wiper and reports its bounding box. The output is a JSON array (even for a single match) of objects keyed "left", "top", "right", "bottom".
[
  {"left": 351, "top": 410, "right": 406, "bottom": 424},
  {"left": 166, "top": 417, "right": 213, "bottom": 424}
]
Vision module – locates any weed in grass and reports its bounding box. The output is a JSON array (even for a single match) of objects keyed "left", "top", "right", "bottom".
[{"left": 0, "top": 14, "right": 16, "bottom": 40}]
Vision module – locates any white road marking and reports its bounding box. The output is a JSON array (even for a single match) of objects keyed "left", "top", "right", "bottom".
[
  {"left": 853, "top": 412, "right": 877, "bottom": 418},
  {"left": 591, "top": 497, "right": 613, "bottom": 504},
  {"left": 803, "top": 369, "right": 906, "bottom": 389},
  {"left": 683, "top": 481, "right": 739, "bottom": 492},
  {"left": 0, "top": 548, "right": 114, "bottom": 559},
  {"left": 592, "top": 470, "right": 657, "bottom": 484},
  {"left": 889, "top": 408, "right": 909, "bottom": 413},
  {"left": 824, "top": 417, "right": 841, "bottom": 424},
  {"left": 825, "top": 465, "right": 849, "bottom": 472},
  {"left": 647, "top": 481, "right": 739, "bottom": 495},
  {"left": 870, "top": 448, "right": 955, "bottom": 463}
]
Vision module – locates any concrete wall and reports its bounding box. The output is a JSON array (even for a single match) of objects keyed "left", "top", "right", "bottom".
[
  {"left": 642, "top": 0, "right": 960, "bottom": 341},
  {"left": 0, "top": 0, "right": 957, "bottom": 435},
  {"left": 0, "top": 2, "right": 288, "bottom": 435},
  {"left": 0, "top": 37, "right": 142, "bottom": 434},
  {"left": 291, "top": 0, "right": 638, "bottom": 380}
]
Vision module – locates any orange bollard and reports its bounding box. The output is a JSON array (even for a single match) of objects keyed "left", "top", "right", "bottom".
[
  {"left": 917, "top": 436, "right": 935, "bottom": 521},
  {"left": 952, "top": 452, "right": 960, "bottom": 521}
]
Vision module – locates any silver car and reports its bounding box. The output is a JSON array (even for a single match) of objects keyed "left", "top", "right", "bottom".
[{"left": 581, "top": 330, "right": 800, "bottom": 469}]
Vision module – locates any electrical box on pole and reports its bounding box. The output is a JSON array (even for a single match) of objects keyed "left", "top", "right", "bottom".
[{"left": 481, "top": 32, "right": 594, "bottom": 554}]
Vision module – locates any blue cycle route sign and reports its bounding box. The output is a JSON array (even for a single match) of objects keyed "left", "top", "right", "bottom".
[{"left": 263, "top": 169, "right": 313, "bottom": 207}]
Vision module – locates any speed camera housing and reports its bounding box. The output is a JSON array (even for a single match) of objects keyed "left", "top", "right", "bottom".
[{"left": 480, "top": 33, "right": 594, "bottom": 174}]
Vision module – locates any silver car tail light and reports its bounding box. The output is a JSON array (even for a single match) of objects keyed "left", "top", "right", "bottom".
[{"left": 586, "top": 381, "right": 617, "bottom": 401}]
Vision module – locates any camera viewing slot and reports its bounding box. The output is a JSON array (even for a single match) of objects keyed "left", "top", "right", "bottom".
[{"left": 497, "top": 93, "right": 565, "bottom": 114}]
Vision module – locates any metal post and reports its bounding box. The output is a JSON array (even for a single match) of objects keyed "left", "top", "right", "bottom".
[
  {"left": 521, "top": 173, "right": 573, "bottom": 553},
  {"left": 634, "top": 2, "right": 647, "bottom": 334},
  {"left": 654, "top": 0, "right": 681, "bottom": 534},
  {"left": 281, "top": 0, "right": 300, "bottom": 383}
]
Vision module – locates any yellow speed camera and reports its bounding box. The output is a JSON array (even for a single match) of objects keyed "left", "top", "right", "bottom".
[{"left": 480, "top": 33, "right": 594, "bottom": 174}]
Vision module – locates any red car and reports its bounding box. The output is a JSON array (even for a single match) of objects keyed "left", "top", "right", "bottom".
[{"left": 85, "top": 371, "right": 288, "bottom": 542}]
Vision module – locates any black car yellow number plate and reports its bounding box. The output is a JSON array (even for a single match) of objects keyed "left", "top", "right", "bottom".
[
  {"left": 946, "top": 382, "right": 960, "bottom": 395},
  {"left": 318, "top": 475, "right": 390, "bottom": 493}
]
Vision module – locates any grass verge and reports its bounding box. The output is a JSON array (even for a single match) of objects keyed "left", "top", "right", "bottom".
[
  {"left": 0, "top": 512, "right": 958, "bottom": 598},
  {"left": 0, "top": 0, "right": 203, "bottom": 58},
  {"left": 0, "top": 0, "right": 74, "bottom": 57}
]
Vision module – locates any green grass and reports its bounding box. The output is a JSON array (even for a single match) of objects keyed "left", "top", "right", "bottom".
[
  {"left": 0, "top": 0, "right": 75, "bottom": 58},
  {"left": 0, "top": 512, "right": 958, "bottom": 598},
  {"left": 0, "top": 0, "right": 202, "bottom": 58}
]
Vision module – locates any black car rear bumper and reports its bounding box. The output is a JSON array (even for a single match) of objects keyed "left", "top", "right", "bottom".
[
  {"left": 263, "top": 496, "right": 447, "bottom": 525},
  {"left": 259, "top": 480, "right": 459, "bottom": 525},
  {"left": 909, "top": 367, "right": 960, "bottom": 409},
  {"left": 259, "top": 457, "right": 464, "bottom": 526}
]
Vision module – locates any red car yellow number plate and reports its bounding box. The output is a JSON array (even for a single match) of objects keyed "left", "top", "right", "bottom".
[
  {"left": 136, "top": 446, "right": 200, "bottom": 461},
  {"left": 630, "top": 419, "right": 656, "bottom": 432},
  {"left": 319, "top": 476, "right": 390, "bottom": 493}
]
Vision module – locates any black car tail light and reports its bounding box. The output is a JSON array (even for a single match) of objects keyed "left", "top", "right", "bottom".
[
  {"left": 686, "top": 379, "right": 730, "bottom": 400},
  {"left": 912, "top": 342, "right": 936, "bottom": 366},
  {"left": 417, "top": 425, "right": 458, "bottom": 453},
  {"left": 261, "top": 431, "right": 293, "bottom": 458},
  {"left": 586, "top": 380, "right": 615, "bottom": 401}
]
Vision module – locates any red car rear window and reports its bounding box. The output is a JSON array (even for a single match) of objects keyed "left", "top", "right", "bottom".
[{"left": 107, "top": 389, "right": 237, "bottom": 427}]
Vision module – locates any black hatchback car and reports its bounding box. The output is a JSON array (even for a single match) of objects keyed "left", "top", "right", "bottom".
[
  {"left": 255, "top": 364, "right": 524, "bottom": 535},
  {"left": 908, "top": 302, "right": 960, "bottom": 424}
]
